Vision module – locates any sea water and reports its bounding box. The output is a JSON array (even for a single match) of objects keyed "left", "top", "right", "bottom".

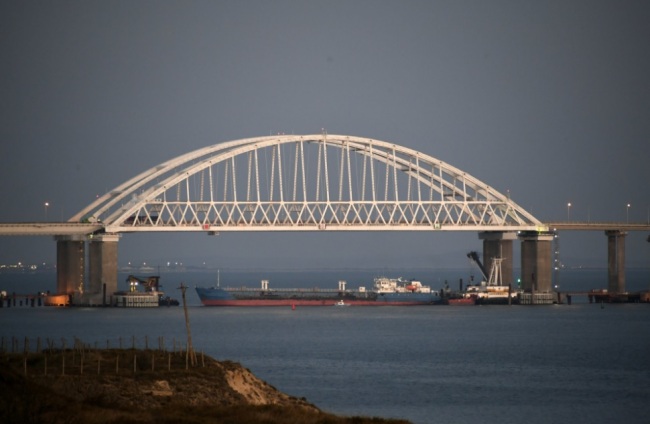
[{"left": 1, "top": 269, "right": 649, "bottom": 424}]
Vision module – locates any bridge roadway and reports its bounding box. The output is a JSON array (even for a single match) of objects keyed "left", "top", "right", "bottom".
[
  {"left": 1, "top": 221, "right": 649, "bottom": 236},
  {"left": 545, "top": 222, "right": 650, "bottom": 231},
  {"left": 0, "top": 223, "right": 103, "bottom": 236}
]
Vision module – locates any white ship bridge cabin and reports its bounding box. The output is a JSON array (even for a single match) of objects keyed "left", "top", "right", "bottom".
[{"left": 373, "top": 277, "right": 433, "bottom": 294}]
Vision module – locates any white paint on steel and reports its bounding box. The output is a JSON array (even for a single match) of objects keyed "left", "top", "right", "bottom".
[{"left": 69, "top": 134, "right": 545, "bottom": 233}]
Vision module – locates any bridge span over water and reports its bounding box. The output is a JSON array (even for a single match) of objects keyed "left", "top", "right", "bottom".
[{"left": 1, "top": 134, "right": 646, "bottom": 304}]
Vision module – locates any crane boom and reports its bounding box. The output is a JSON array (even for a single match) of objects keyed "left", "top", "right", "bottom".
[{"left": 466, "top": 251, "right": 488, "bottom": 281}]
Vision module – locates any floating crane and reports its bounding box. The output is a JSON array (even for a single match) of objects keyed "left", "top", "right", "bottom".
[
  {"left": 115, "top": 275, "right": 179, "bottom": 307},
  {"left": 466, "top": 251, "right": 517, "bottom": 304},
  {"left": 126, "top": 275, "right": 162, "bottom": 292}
]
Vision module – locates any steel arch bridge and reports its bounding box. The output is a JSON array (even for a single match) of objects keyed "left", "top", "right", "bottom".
[{"left": 72, "top": 134, "right": 546, "bottom": 234}]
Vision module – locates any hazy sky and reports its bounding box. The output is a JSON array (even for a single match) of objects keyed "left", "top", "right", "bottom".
[{"left": 1, "top": 1, "right": 649, "bottom": 270}]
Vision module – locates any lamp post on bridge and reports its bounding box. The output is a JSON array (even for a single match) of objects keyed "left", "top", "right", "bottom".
[
  {"left": 567, "top": 202, "right": 571, "bottom": 221},
  {"left": 626, "top": 203, "right": 631, "bottom": 223},
  {"left": 44, "top": 202, "right": 49, "bottom": 221}
]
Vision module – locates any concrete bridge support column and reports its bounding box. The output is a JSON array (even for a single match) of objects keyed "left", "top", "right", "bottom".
[
  {"left": 479, "top": 232, "right": 516, "bottom": 284},
  {"left": 605, "top": 230, "right": 626, "bottom": 294},
  {"left": 519, "top": 231, "right": 554, "bottom": 292},
  {"left": 87, "top": 234, "right": 119, "bottom": 306},
  {"left": 55, "top": 235, "right": 85, "bottom": 296}
]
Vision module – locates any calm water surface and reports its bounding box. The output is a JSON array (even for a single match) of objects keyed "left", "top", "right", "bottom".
[{"left": 1, "top": 270, "right": 649, "bottom": 424}]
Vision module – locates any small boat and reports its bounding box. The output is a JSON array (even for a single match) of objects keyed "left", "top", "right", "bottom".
[{"left": 334, "top": 300, "right": 350, "bottom": 307}]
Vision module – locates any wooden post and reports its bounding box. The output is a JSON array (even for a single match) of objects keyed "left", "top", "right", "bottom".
[{"left": 178, "top": 283, "right": 197, "bottom": 367}]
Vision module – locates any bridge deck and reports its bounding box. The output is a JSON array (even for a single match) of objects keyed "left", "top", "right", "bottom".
[{"left": 0, "top": 223, "right": 103, "bottom": 236}]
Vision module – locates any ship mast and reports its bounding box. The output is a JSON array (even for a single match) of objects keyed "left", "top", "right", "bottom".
[{"left": 487, "top": 258, "right": 504, "bottom": 286}]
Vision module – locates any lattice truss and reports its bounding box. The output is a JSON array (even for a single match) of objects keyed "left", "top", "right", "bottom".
[{"left": 72, "top": 135, "right": 543, "bottom": 232}]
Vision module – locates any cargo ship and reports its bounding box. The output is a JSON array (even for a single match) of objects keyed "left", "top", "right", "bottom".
[{"left": 196, "top": 277, "right": 442, "bottom": 306}]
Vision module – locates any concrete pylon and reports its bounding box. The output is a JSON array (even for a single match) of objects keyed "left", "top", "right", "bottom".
[
  {"left": 519, "top": 231, "right": 554, "bottom": 293},
  {"left": 87, "top": 234, "right": 119, "bottom": 306},
  {"left": 55, "top": 235, "right": 86, "bottom": 295},
  {"left": 605, "top": 230, "right": 626, "bottom": 294},
  {"left": 479, "top": 231, "right": 516, "bottom": 284}
]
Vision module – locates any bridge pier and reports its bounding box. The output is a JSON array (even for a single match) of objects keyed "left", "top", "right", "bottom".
[
  {"left": 606, "top": 230, "right": 626, "bottom": 294},
  {"left": 519, "top": 231, "right": 554, "bottom": 293},
  {"left": 55, "top": 234, "right": 119, "bottom": 306},
  {"left": 87, "top": 234, "right": 119, "bottom": 306},
  {"left": 55, "top": 236, "right": 85, "bottom": 297},
  {"left": 479, "top": 231, "right": 516, "bottom": 284}
]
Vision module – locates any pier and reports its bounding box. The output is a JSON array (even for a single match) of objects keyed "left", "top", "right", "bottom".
[
  {"left": 0, "top": 292, "right": 62, "bottom": 308},
  {"left": 557, "top": 290, "right": 650, "bottom": 305}
]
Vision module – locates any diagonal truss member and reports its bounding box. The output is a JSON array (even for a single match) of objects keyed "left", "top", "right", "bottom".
[{"left": 71, "top": 134, "right": 545, "bottom": 233}]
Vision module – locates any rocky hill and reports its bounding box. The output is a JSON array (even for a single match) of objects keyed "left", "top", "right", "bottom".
[{"left": 0, "top": 348, "right": 410, "bottom": 424}]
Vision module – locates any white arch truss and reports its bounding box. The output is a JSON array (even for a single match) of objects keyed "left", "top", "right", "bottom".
[{"left": 71, "top": 134, "right": 546, "bottom": 233}]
